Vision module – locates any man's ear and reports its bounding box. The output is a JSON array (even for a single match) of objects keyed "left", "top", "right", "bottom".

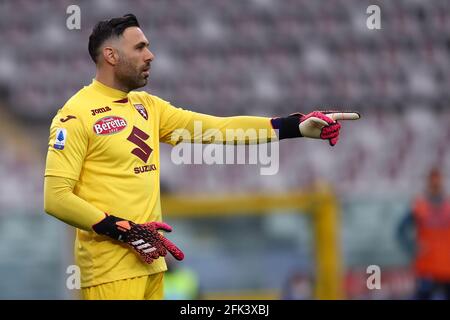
[{"left": 102, "top": 46, "right": 119, "bottom": 66}]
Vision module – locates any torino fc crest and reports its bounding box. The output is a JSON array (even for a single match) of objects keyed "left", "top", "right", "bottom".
[{"left": 134, "top": 104, "right": 148, "bottom": 120}]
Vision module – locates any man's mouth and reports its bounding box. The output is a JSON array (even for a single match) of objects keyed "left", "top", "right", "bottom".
[{"left": 142, "top": 65, "right": 150, "bottom": 77}]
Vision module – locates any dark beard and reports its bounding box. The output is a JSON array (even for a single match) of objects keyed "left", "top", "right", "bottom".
[{"left": 115, "top": 60, "right": 147, "bottom": 92}]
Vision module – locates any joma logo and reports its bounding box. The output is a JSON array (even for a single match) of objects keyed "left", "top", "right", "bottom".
[{"left": 91, "top": 106, "right": 112, "bottom": 116}]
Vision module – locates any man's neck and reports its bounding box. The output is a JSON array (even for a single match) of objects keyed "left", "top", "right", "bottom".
[{"left": 95, "top": 72, "right": 130, "bottom": 93}]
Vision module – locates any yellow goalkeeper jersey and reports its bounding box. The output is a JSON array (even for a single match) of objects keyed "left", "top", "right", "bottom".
[{"left": 45, "top": 79, "right": 276, "bottom": 287}]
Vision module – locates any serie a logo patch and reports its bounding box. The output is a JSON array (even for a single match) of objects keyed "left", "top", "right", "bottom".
[{"left": 54, "top": 128, "right": 67, "bottom": 150}]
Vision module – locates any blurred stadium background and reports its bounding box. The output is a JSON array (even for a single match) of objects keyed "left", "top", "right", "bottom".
[{"left": 0, "top": 0, "right": 449, "bottom": 299}]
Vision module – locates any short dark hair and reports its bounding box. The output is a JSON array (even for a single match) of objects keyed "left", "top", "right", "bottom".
[{"left": 88, "top": 14, "right": 140, "bottom": 63}]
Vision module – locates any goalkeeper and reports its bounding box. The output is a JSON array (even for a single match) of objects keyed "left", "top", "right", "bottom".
[{"left": 43, "top": 14, "right": 360, "bottom": 300}]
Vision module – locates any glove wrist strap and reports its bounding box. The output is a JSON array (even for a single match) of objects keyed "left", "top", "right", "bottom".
[
  {"left": 270, "top": 116, "right": 302, "bottom": 140},
  {"left": 92, "top": 214, "right": 132, "bottom": 241}
]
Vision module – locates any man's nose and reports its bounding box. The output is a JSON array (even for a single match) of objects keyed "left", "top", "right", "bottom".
[{"left": 145, "top": 49, "right": 155, "bottom": 62}]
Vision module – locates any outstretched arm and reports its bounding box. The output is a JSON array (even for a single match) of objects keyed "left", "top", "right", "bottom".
[
  {"left": 171, "top": 113, "right": 278, "bottom": 145},
  {"left": 158, "top": 97, "right": 360, "bottom": 146}
]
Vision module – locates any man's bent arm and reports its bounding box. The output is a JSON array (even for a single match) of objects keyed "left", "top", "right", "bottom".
[{"left": 44, "top": 176, "right": 105, "bottom": 231}]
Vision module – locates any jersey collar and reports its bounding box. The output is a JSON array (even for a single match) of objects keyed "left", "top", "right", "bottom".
[{"left": 90, "top": 79, "right": 128, "bottom": 100}]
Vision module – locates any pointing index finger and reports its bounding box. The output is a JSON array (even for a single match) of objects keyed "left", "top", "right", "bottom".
[{"left": 324, "top": 111, "right": 361, "bottom": 121}]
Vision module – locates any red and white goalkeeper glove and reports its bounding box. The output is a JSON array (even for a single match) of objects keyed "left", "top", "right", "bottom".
[
  {"left": 271, "top": 110, "right": 360, "bottom": 146},
  {"left": 92, "top": 214, "right": 184, "bottom": 264}
]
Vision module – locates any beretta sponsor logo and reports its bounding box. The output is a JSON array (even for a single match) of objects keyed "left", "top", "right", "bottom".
[{"left": 93, "top": 116, "right": 127, "bottom": 135}]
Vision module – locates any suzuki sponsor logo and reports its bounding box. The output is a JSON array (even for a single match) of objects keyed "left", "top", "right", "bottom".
[
  {"left": 134, "top": 164, "right": 157, "bottom": 174},
  {"left": 93, "top": 116, "right": 127, "bottom": 135}
]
